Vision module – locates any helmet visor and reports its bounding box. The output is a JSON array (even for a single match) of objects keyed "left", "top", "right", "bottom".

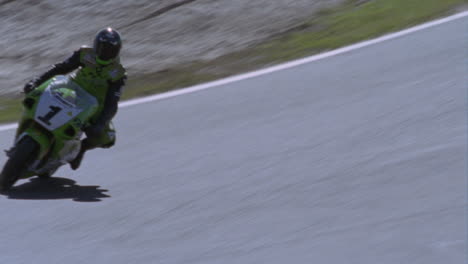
[{"left": 95, "top": 41, "right": 121, "bottom": 61}]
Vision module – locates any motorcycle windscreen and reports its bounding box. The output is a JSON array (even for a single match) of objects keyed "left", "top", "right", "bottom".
[{"left": 34, "top": 76, "right": 97, "bottom": 131}]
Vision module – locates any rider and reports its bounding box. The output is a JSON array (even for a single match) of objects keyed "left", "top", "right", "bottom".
[{"left": 23, "top": 27, "right": 127, "bottom": 170}]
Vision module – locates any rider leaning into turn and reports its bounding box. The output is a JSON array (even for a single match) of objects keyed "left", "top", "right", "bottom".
[{"left": 23, "top": 27, "right": 127, "bottom": 171}]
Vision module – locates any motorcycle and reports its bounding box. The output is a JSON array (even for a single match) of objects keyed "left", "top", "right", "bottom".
[{"left": 0, "top": 75, "right": 98, "bottom": 191}]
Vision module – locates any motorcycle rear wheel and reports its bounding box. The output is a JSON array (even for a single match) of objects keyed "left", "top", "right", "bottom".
[{"left": 0, "top": 136, "right": 38, "bottom": 191}]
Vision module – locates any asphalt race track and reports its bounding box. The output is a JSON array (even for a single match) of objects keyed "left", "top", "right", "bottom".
[{"left": 0, "top": 15, "right": 465, "bottom": 264}]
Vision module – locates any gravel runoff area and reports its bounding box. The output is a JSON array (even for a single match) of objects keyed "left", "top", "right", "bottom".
[{"left": 0, "top": 0, "right": 344, "bottom": 96}]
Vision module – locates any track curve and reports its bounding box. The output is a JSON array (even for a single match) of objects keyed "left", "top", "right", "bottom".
[{"left": 0, "top": 16, "right": 465, "bottom": 264}]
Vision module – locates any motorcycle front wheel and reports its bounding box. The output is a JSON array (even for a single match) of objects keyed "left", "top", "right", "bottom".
[{"left": 0, "top": 136, "right": 38, "bottom": 191}]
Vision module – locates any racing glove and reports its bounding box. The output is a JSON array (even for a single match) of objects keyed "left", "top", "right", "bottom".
[{"left": 23, "top": 79, "right": 38, "bottom": 94}]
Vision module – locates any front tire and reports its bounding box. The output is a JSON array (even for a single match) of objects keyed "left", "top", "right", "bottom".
[{"left": 0, "top": 136, "right": 38, "bottom": 191}]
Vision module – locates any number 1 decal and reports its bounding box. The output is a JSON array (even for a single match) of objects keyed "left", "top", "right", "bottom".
[{"left": 38, "top": 106, "right": 62, "bottom": 126}]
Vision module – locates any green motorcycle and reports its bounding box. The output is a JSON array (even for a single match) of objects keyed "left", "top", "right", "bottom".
[{"left": 0, "top": 75, "right": 98, "bottom": 191}]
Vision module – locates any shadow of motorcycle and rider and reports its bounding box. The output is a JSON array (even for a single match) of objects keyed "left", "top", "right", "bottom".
[{"left": 0, "top": 177, "right": 110, "bottom": 202}]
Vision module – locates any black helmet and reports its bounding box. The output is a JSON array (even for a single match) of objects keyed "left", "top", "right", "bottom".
[{"left": 94, "top": 27, "right": 122, "bottom": 64}]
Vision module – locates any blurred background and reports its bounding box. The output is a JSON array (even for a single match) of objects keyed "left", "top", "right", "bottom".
[
  {"left": 0, "top": 0, "right": 465, "bottom": 118},
  {"left": 0, "top": 0, "right": 343, "bottom": 96}
]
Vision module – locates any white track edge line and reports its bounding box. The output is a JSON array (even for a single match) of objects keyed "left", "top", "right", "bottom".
[{"left": 1, "top": 10, "right": 467, "bottom": 132}]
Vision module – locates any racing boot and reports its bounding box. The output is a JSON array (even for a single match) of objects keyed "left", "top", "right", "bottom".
[
  {"left": 70, "top": 140, "right": 90, "bottom": 170},
  {"left": 4, "top": 147, "right": 14, "bottom": 158}
]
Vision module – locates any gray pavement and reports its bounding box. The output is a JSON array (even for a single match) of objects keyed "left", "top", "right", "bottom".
[{"left": 0, "top": 16, "right": 465, "bottom": 264}]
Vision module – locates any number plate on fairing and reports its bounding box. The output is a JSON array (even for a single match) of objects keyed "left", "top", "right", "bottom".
[
  {"left": 34, "top": 76, "right": 98, "bottom": 131},
  {"left": 35, "top": 87, "right": 83, "bottom": 131}
]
